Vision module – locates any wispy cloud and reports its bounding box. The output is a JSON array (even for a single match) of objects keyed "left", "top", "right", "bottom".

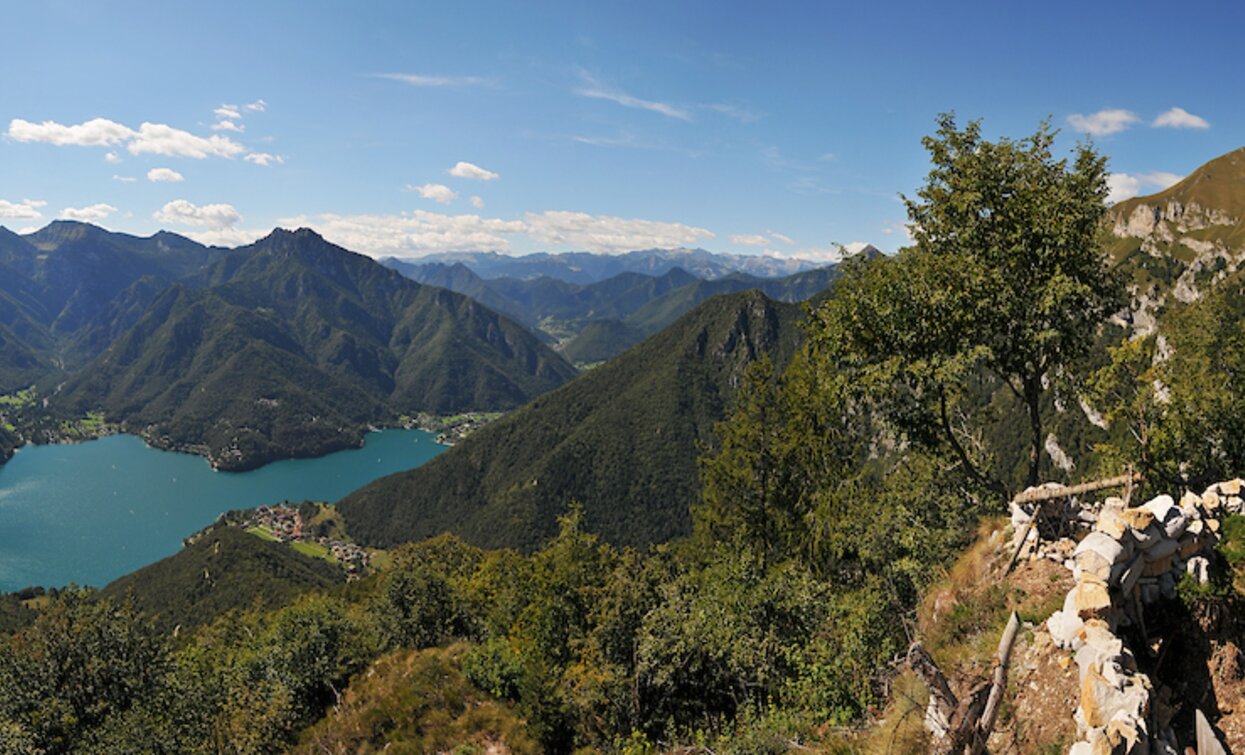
[
  {"left": 371, "top": 72, "right": 492, "bottom": 87},
  {"left": 574, "top": 72, "right": 690, "bottom": 121},
  {"left": 703, "top": 103, "right": 762, "bottom": 123},
  {"left": 1153, "top": 106, "right": 1210, "bottom": 129},
  {"left": 1066, "top": 108, "right": 1139, "bottom": 136},
  {"left": 730, "top": 233, "right": 770, "bottom": 247}
]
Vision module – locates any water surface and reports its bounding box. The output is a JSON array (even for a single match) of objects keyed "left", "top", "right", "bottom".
[{"left": 0, "top": 429, "right": 444, "bottom": 591}]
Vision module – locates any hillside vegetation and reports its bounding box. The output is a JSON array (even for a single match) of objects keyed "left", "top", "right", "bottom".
[
  {"left": 100, "top": 525, "right": 344, "bottom": 633},
  {"left": 388, "top": 257, "right": 843, "bottom": 362},
  {"left": 339, "top": 289, "right": 805, "bottom": 550}
]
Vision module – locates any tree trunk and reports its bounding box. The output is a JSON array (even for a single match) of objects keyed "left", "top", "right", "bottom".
[{"left": 1024, "top": 376, "right": 1042, "bottom": 490}]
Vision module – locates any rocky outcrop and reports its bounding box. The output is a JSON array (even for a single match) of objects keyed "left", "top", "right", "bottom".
[
  {"left": 1011, "top": 480, "right": 1242, "bottom": 754},
  {"left": 1112, "top": 201, "right": 1236, "bottom": 239}
]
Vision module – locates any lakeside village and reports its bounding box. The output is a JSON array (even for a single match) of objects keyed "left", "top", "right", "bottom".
[
  {"left": 197, "top": 503, "right": 373, "bottom": 579},
  {"left": 405, "top": 411, "right": 500, "bottom": 445}
]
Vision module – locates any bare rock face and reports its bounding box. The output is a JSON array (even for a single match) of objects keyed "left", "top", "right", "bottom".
[{"left": 1112, "top": 201, "right": 1236, "bottom": 239}]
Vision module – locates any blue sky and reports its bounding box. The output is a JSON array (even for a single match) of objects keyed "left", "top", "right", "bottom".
[{"left": 1, "top": 0, "right": 1241, "bottom": 261}]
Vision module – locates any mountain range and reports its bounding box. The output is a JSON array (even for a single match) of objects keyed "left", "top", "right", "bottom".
[
  {"left": 384, "top": 246, "right": 842, "bottom": 284},
  {"left": 385, "top": 256, "right": 853, "bottom": 362},
  {"left": 0, "top": 224, "right": 577, "bottom": 469}
]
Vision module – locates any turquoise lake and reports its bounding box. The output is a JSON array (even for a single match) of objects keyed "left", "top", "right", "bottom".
[{"left": 0, "top": 429, "right": 445, "bottom": 592}]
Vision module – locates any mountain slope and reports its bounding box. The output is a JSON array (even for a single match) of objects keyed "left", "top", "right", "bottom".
[
  {"left": 338, "top": 289, "right": 805, "bottom": 551},
  {"left": 59, "top": 228, "right": 578, "bottom": 469},
  {"left": 100, "top": 525, "right": 343, "bottom": 633},
  {"left": 1106, "top": 147, "right": 1245, "bottom": 333}
]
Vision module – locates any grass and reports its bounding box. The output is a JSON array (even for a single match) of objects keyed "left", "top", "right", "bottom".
[
  {"left": 246, "top": 526, "right": 279, "bottom": 542},
  {"left": 291, "top": 540, "right": 335, "bottom": 561}
]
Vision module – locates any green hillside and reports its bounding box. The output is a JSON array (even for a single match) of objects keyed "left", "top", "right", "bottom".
[
  {"left": 558, "top": 318, "right": 647, "bottom": 365},
  {"left": 338, "top": 289, "right": 805, "bottom": 550},
  {"left": 100, "top": 525, "right": 343, "bottom": 633},
  {"left": 59, "top": 229, "right": 578, "bottom": 469}
]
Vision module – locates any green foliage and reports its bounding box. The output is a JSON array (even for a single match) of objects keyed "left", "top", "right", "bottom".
[
  {"left": 1093, "top": 286, "right": 1245, "bottom": 490},
  {"left": 294, "top": 644, "right": 539, "bottom": 754},
  {"left": 814, "top": 114, "right": 1122, "bottom": 491},
  {"left": 0, "top": 591, "right": 169, "bottom": 753}
]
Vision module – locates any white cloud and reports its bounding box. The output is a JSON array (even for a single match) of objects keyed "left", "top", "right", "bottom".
[
  {"left": 523, "top": 211, "right": 714, "bottom": 253},
  {"left": 277, "top": 208, "right": 716, "bottom": 257},
  {"left": 0, "top": 198, "right": 46, "bottom": 220},
  {"left": 182, "top": 227, "right": 268, "bottom": 247},
  {"left": 212, "top": 120, "right": 244, "bottom": 132},
  {"left": 1106, "top": 171, "right": 1184, "bottom": 204},
  {"left": 371, "top": 72, "right": 490, "bottom": 87},
  {"left": 1152, "top": 107, "right": 1210, "bottom": 130},
  {"left": 410, "top": 183, "right": 458, "bottom": 204},
  {"left": 448, "top": 161, "right": 499, "bottom": 181},
  {"left": 244, "top": 152, "right": 284, "bottom": 167},
  {"left": 104, "top": 152, "right": 121, "bottom": 164},
  {"left": 730, "top": 233, "right": 771, "bottom": 247},
  {"left": 767, "top": 230, "right": 796, "bottom": 245},
  {"left": 59, "top": 203, "right": 117, "bottom": 222},
  {"left": 470, "top": 195, "right": 485, "bottom": 209},
  {"left": 575, "top": 73, "right": 690, "bottom": 121},
  {"left": 245, "top": 99, "right": 267, "bottom": 112},
  {"left": 1066, "top": 109, "right": 1139, "bottom": 136},
  {"left": 279, "top": 210, "right": 526, "bottom": 256},
  {"left": 147, "top": 167, "right": 185, "bottom": 183},
  {"left": 128, "top": 123, "right": 245, "bottom": 158},
  {"left": 214, "top": 104, "right": 242, "bottom": 120},
  {"left": 112, "top": 175, "right": 137, "bottom": 183},
  {"left": 8, "top": 117, "right": 135, "bottom": 146},
  {"left": 153, "top": 199, "right": 241, "bottom": 229},
  {"left": 8, "top": 117, "right": 246, "bottom": 159}
]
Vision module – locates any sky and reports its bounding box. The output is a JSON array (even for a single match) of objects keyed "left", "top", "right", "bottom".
[{"left": 1, "top": 0, "right": 1241, "bottom": 262}]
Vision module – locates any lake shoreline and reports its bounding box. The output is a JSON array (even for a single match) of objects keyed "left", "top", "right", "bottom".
[{"left": 0, "top": 428, "right": 448, "bottom": 592}]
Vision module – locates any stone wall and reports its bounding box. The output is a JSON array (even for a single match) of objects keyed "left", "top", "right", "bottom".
[{"left": 1010, "top": 480, "right": 1242, "bottom": 754}]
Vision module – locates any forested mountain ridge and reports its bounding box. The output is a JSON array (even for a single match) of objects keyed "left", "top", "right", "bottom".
[
  {"left": 55, "top": 228, "right": 578, "bottom": 470},
  {"left": 387, "top": 257, "right": 843, "bottom": 362},
  {"left": 338, "top": 289, "right": 805, "bottom": 550},
  {"left": 0, "top": 222, "right": 218, "bottom": 391}
]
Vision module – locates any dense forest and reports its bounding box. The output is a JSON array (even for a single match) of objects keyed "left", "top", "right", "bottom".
[{"left": 5, "top": 120, "right": 1245, "bottom": 753}]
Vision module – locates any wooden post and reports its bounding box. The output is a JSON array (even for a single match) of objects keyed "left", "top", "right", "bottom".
[
  {"left": 909, "top": 612, "right": 1022, "bottom": 754},
  {"left": 1005, "top": 471, "right": 1143, "bottom": 574},
  {"left": 971, "top": 611, "right": 1020, "bottom": 754}
]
